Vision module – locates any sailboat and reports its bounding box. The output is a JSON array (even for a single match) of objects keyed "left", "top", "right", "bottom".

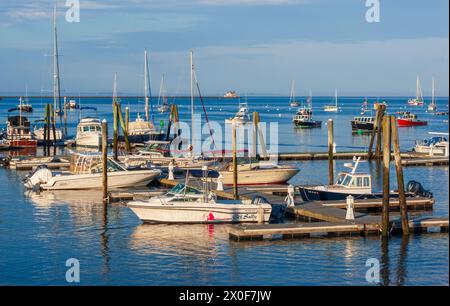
[
  {"left": 126, "top": 50, "right": 165, "bottom": 142},
  {"left": 428, "top": 77, "right": 437, "bottom": 112},
  {"left": 289, "top": 80, "right": 299, "bottom": 107},
  {"left": 156, "top": 74, "right": 169, "bottom": 113},
  {"left": 408, "top": 75, "right": 425, "bottom": 106},
  {"left": 324, "top": 88, "right": 339, "bottom": 112},
  {"left": 33, "top": 5, "right": 64, "bottom": 144}
]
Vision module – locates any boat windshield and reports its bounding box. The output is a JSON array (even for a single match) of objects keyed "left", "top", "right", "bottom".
[
  {"left": 336, "top": 173, "right": 346, "bottom": 185},
  {"left": 342, "top": 175, "right": 352, "bottom": 187},
  {"left": 167, "top": 184, "right": 200, "bottom": 196}
]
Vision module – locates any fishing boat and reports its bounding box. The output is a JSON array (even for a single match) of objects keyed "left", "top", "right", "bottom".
[
  {"left": 218, "top": 160, "right": 299, "bottom": 186},
  {"left": 397, "top": 111, "right": 427, "bottom": 127},
  {"left": 126, "top": 114, "right": 165, "bottom": 143},
  {"left": 224, "top": 91, "right": 239, "bottom": 98},
  {"left": 156, "top": 74, "right": 170, "bottom": 113},
  {"left": 288, "top": 80, "right": 300, "bottom": 107},
  {"left": 75, "top": 115, "right": 102, "bottom": 148},
  {"left": 17, "top": 95, "right": 33, "bottom": 113},
  {"left": 351, "top": 116, "right": 376, "bottom": 133},
  {"left": 23, "top": 154, "right": 161, "bottom": 190},
  {"left": 64, "top": 97, "right": 79, "bottom": 109},
  {"left": 5, "top": 114, "right": 38, "bottom": 148},
  {"left": 298, "top": 157, "right": 433, "bottom": 201},
  {"left": 225, "top": 102, "right": 250, "bottom": 125},
  {"left": 324, "top": 88, "right": 339, "bottom": 112},
  {"left": 413, "top": 133, "right": 448, "bottom": 156},
  {"left": 408, "top": 75, "right": 425, "bottom": 106},
  {"left": 127, "top": 169, "right": 272, "bottom": 223},
  {"left": 427, "top": 77, "right": 437, "bottom": 112},
  {"left": 293, "top": 91, "right": 321, "bottom": 128}
]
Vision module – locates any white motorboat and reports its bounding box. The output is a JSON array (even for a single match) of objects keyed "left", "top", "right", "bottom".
[
  {"left": 218, "top": 160, "right": 299, "bottom": 185},
  {"left": 23, "top": 154, "right": 161, "bottom": 190},
  {"left": 224, "top": 91, "right": 239, "bottom": 98},
  {"left": 413, "top": 133, "right": 448, "bottom": 156},
  {"left": 225, "top": 102, "right": 250, "bottom": 125},
  {"left": 33, "top": 123, "right": 64, "bottom": 144},
  {"left": 75, "top": 117, "right": 102, "bottom": 148},
  {"left": 127, "top": 183, "right": 272, "bottom": 223}
]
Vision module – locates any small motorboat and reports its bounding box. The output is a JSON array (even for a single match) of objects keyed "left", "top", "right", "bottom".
[
  {"left": 293, "top": 107, "right": 321, "bottom": 128},
  {"left": 223, "top": 91, "right": 239, "bottom": 98},
  {"left": 33, "top": 119, "right": 64, "bottom": 145},
  {"left": 413, "top": 134, "right": 448, "bottom": 156},
  {"left": 298, "top": 157, "right": 433, "bottom": 201},
  {"left": 127, "top": 180, "right": 272, "bottom": 224},
  {"left": 351, "top": 116, "right": 376, "bottom": 133},
  {"left": 225, "top": 102, "right": 250, "bottom": 125},
  {"left": 23, "top": 154, "right": 161, "bottom": 190},
  {"left": 397, "top": 112, "right": 427, "bottom": 127},
  {"left": 75, "top": 117, "right": 102, "bottom": 148}
]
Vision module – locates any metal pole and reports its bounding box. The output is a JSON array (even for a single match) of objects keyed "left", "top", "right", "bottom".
[
  {"left": 328, "top": 118, "right": 334, "bottom": 185},
  {"left": 232, "top": 123, "right": 238, "bottom": 200},
  {"left": 102, "top": 119, "right": 108, "bottom": 204}
]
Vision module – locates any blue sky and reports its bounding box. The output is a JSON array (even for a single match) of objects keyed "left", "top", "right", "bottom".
[{"left": 0, "top": 0, "right": 448, "bottom": 96}]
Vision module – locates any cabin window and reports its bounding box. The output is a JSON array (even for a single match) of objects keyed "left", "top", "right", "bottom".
[
  {"left": 83, "top": 126, "right": 90, "bottom": 132},
  {"left": 364, "top": 177, "right": 370, "bottom": 187},
  {"left": 356, "top": 177, "right": 363, "bottom": 187},
  {"left": 336, "top": 174, "right": 346, "bottom": 185},
  {"left": 343, "top": 175, "right": 352, "bottom": 186}
]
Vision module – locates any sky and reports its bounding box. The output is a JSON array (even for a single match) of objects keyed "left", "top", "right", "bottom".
[{"left": 0, "top": 0, "right": 448, "bottom": 96}]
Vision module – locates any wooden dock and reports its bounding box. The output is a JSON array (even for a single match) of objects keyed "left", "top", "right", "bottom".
[
  {"left": 401, "top": 157, "right": 449, "bottom": 167},
  {"left": 8, "top": 156, "right": 71, "bottom": 170},
  {"left": 275, "top": 151, "right": 428, "bottom": 161},
  {"left": 228, "top": 217, "right": 449, "bottom": 241}
]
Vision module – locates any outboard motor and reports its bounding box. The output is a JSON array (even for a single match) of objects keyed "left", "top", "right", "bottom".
[
  {"left": 406, "top": 180, "right": 433, "bottom": 198},
  {"left": 23, "top": 165, "right": 53, "bottom": 190}
]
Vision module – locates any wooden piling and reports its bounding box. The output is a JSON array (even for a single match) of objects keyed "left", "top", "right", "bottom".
[
  {"left": 232, "top": 123, "right": 239, "bottom": 200},
  {"left": 101, "top": 119, "right": 108, "bottom": 204},
  {"left": 381, "top": 115, "right": 391, "bottom": 237},
  {"left": 117, "top": 104, "right": 131, "bottom": 152},
  {"left": 368, "top": 107, "right": 380, "bottom": 159},
  {"left": 391, "top": 116, "right": 409, "bottom": 235},
  {"left": 44, "top": 104, "right": 49, "bottom": 156},
  {"left": 328, "top": 119, "right": 334, "bottom": 185},
  {"left": 375, "top": 105, "right": 385, "bottom": 160},
  {"left": 50, "top": 104, "right": 57, "bottom": 152}
]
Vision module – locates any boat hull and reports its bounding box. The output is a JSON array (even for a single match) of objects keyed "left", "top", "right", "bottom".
[
  {"left": 351, "top": 121, "right": 375, "bottom": 132},
  {"left": 41, "top": 170, "right": 160, "bottom": 190},
  {"left": 76, "top": 133, "right": 102, "bottom": 148},
  {"left": 220, "top": 167, "right": 299, "bottom": 185},
  {"left": 128, "top": 201, "right": 272, "bottom": 223},
  {"left": 298, "top": 186, "right": 391, "bottom": 201},
  {"left": 294, "top": 120, "right": 322, "bottom": 128},
  {"left": 397, "top": 119, "right": 428, "bottom": 127},
  {"left": 8, "top": 139, "right": 37, "bottom": 148}
]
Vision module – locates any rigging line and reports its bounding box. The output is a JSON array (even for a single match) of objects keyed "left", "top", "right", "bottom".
[{"left": 193, "top": 70, "right": 216, "bottom": 153}]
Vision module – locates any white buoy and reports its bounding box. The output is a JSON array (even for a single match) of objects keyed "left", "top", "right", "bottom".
[
  {"left": 217, "top": 174, "right": 224, "bottom": 191},
  {"left": 345, "top": 195, "right": 355, "bottom": 220},
  {"left": 168, "top": 161, "right": 174, "bottom": 180}
]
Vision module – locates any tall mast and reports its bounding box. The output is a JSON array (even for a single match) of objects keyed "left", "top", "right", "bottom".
[
  {"left": 190, "top": 50, "right": 195, "bottom": 147},
  {"left": 290, "top": 80, "right": 295, "bottom": 102},
  {"left": 52, "top": 4, "right": 62, "bottom": 134},
  {"left": 144, "top": 49, "right": 152, "bottom": 122},
  {"left": 335, "top": 88, "right": 338, "bottom": 107},
  {"left": 416, "top": 75, "right": 424, "bottom": 101},
  {"left": 432, "top": 77, "right": 435, "bottom": 106},
  {"left": 113, "top": 73, "right": 118, "bottom": 104}
]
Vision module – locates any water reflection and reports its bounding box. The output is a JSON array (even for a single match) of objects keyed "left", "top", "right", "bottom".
[
  {"left": 380, "top": 237, "right": 390, "bottom": 286},
  {"left": 396, "top": 236, "right": 409, "bottom": 286}
]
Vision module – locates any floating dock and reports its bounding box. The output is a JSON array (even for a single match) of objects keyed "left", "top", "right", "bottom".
[
  {"left": 8, "top": 156, "right": 71, "bottom": 170},
  {"left": 228, "top": 218, "right": 449, "bottom": 241}
]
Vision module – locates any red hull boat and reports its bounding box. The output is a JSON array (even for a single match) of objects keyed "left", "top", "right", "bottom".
[{"left": 397, "top": 112, "right": 428, "bottom": 127}]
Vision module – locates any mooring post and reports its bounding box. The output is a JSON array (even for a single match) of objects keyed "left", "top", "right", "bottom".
[
  {"left": 381, "top": 115, "right": 391, "bottom": 237},
  {"left": 113, "top": 102, "right": 118, "bottom": 161},
  {"left": 368, "top": 107, "right": 380, "bottom": 160},
  {"left": 101, "top": 119, "right": 108, "bottom": 204},
  {"left": 125, "top": 107, "right": 129, "bottom": 134},
  {"left": 376, "top": 105, "right": 385, "bottom": 161},
  {"left": 232, "top": 123, "right": 239, "bottom": 200},
  {"left": 390, "top": 116, "right": 409, "bottom": 235},
  {"left": 328, "top": 119, "right": 334, "bottom": 185}
]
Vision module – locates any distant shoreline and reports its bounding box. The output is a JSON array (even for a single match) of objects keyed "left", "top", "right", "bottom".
[{"left": 0, "top": 95, "right": 449, "bottom": 99}]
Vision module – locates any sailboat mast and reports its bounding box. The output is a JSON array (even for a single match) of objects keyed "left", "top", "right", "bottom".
[
  {"left": 190, "top": 50, "right": 195, "bottom": 147},
  {"left": 335, "top": 88, "right": 338, "bottom": 107},
  {"left": 432, "top": 77, "right": 435, "bottom": 106},
  {"left": 52, "top": 4, "right": 63, "bottom": 134},
  {"left": 144, "top": 49, "right": 151, "bottom": 122}
]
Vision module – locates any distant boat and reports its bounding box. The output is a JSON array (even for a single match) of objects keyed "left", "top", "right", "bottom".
[
  {"left": 397, "top": 111, "right": 427, "bottom": 127},
  {"left": 427, "top": 77, "right": 437, "bottom": 112},
  {"left": 408, "top": 75, "right": 425, "bottom": 106},
  {"left": 289, "top": 80, "right": 300, "bottom": 107},
  {"left": 33, "top": 119, "right": 64, "bottom": 145},
  {"left": 225, "top": 102, "right": 250, "bottom": 125},
  {"left": 156, "top": 74, "right": 169, "bottom": 113},
  {"left": 351, "top": 116, "right": 376, "bottom": 133},
  {"left": 293, "top": 91, "right": 321, "bottom": 128},
  {"left": 324, "top": 88, "right": 339, "bottom": 112},
  {"left": 64, "top": 97, "right": 79, "bottom": 109},
  {"left": 5, "top": 114, "right": 37, "bottom": 148},
  {"left": 413, "top": 134, "right": 448, "bottom": 156},
  {"left": 224, "top": 91, "right": 239, "bottom": 98},
  {"left": 17, "top": 86, "right": 32, "bottom": 112}
]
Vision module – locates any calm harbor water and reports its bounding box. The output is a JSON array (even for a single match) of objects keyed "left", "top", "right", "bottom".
[{"left": 0, "top": 96, "right": 448, "bottom": 285}]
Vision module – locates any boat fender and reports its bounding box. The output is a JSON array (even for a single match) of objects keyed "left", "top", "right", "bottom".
[{"left": 23, "top": 165, "right": 53, "bottom": 189}]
